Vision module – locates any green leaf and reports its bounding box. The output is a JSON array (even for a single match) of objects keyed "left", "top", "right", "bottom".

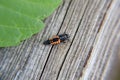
[{"left": 0, "top": 0, "right": 61, "bottom": 47}]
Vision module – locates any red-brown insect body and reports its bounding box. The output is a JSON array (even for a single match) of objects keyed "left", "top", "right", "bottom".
[
  {"left": 49, "top": 36, "right": 60, "bottom": 45},
  {"left": 43, "top": 34, "right": 69, "bottom": 45}
]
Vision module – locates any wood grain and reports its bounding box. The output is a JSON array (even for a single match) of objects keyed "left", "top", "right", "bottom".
[{"left": 0, "top": 0, "right": 120, "bottom": 80}]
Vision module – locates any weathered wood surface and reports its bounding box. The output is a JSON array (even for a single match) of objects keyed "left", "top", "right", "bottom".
[{"left": 0, "top": 0, "right": 120, "bottom": 80}]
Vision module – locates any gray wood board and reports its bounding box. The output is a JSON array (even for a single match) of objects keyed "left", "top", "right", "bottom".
[{"left": 0, "top": 0, "right": 120, "bottom": 80}]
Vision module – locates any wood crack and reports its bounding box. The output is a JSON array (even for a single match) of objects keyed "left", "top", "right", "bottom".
[
  {"left": 39, "top": 0, "right": 73, "bottom": 80},
  {"left": 56, "top": 0, "right": 90, "bottom": 79}
]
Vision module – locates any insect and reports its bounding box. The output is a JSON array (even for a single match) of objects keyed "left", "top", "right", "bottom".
[{"left": 43, "top": 34, "right": 70, "bottom": 45}]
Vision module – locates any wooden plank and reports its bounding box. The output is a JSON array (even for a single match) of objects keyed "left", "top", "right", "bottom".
[
  {"left": 0, "top": 0, "right": 120, "bottom": 80},
  {"left": 82, "top": 0, "right": 120, "bottom": 79},
  {"left": 40, "top": 0, "right": 113, "bottom": 80}
]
